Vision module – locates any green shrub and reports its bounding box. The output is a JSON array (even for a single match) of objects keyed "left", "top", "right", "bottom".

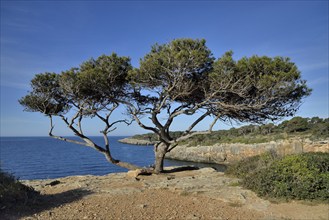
[
  {"left": 226, "top": 152, "right": 329, "bottom": 201},
  {"left": 226, "top": 151, "right": 279, "bottom": 178},
  {"left": 0, "top": 169, "right": 39, "bottom": 207}
]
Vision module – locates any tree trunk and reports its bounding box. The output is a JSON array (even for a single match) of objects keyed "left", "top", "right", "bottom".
[
  {"left": 154, "top": 143, "right": 168, "bottom": 173},
  {"left": 104, "top": 152, "right": 141, "bottom": 171}
]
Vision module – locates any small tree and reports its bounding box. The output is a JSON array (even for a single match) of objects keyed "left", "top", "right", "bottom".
[
  {"left": 19, "top": 53, "right": 140, "bottom": 170},
  {"left": 127, "top": 39, "right": 311, "bottom": 173},
  {"left": 20, "top": 39, "right": 311, "bottom": 174},
  {"left": 285, "top": 117, "right": 310, "bottom": 133}
]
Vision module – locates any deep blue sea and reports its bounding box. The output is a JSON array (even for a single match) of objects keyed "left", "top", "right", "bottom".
[{"left": 0, "top": 136, "right": 225, "bottom": 180}]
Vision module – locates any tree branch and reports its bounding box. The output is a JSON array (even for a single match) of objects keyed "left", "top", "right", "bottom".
[
  {"left": 49, "top": 115, "right": 142, "bottom": 171},
  {"left": 59, "top": 115, "right": 108, "bottom": 153},
  {"left": 183, "top": 111, "right": 210, "bottom": 135},
  {"left": 125, "top": 104, "right": 160, "bottom": 135},
  {"left": 48, "top": 115, "right": 95, "bottom": 147},
  {"left": 174, "top": 113, "right": 220, "bottom": 143}
]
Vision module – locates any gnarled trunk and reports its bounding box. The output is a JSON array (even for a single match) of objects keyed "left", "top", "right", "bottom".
[
  {"left": 103, "top": 151, "right": 141, "bottom": 171},
  {"left": 154, "top": 143, "right": 169, "bottom": 173}
]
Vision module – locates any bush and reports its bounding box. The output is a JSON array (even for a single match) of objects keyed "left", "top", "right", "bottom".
[
  {"left": 226, "top": 151, "right": 279, "bottom": 178},
  {"left": 0, "top": 169, "right": 39, "bottom": 208},
  {"left": 226, "top": 152, "right": 329, "bottom": 201}
]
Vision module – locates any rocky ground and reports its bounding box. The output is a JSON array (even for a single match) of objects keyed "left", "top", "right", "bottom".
[{"left": 2, "top": 167, "right": 328, "bottom": 220}]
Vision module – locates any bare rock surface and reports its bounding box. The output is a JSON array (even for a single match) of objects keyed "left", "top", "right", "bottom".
[
  {"left": 118, "top": 138, "right": 155, "bottom": 145},
  {"left": 3, "top": 167, "right": 328, "bottom": 220},
  {"left": 166, "top": 139, "right": 329, "bottom": 163}
]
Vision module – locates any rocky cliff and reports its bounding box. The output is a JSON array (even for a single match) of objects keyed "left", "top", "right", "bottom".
[
  {"left": 119, "top": 137, "right": 329, "bottom": 164},
  {"left": 165, "top": 139, "right": 329, "bottom": 164}
]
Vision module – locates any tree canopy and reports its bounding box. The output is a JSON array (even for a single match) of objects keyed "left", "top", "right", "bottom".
[
  {"left": 129, "top": 38, "right": 214, "bottom": 103},
  {"left": 20, "top": 53, "right": 139, "bottom": 171},
  {"left": 19, "top": 38, "right": 312, "bottom": 173},
  {"left": 207, "top": 52, "right": 310, "bottom": 123},
  {"left": 19, "top": 72, "right": 69, "bottom": 115},
  {"left": 126, "top": 39, "right": 311, "bottom": 172}
]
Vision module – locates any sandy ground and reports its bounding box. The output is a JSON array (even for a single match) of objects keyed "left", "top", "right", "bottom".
[{"left": 2, "top": 167, "right": 328, "bottom": 220}]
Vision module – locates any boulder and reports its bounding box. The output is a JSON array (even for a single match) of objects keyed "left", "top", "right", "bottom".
[{"left": 126, "top": 169, "right": 152, "bottom": 178}]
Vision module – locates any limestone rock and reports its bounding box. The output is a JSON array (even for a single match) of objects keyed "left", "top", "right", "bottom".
[
  {"left": 126, "top": 169, "right": 152, "bottom": 178},
  {"left": 126, "top": 169, "right": 144, "bottom": 178},
  {"left": 166, "top": 139, "right": 329, "bottom": 164},
  {"left": 118, "top": 138, "right": 155, "bottom": 145}
]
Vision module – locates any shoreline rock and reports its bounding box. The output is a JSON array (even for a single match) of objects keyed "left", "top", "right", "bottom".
[
  {"left": 165, "top": 139, "right": 329, "bottom": 163},
  {"left": 118, "top": 138, "right": 156, "bottom": 146},
  {"left": 119, "top": 137, "right": 329, "bottom": 164}
]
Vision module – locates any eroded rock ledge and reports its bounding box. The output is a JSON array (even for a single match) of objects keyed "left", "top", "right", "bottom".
[
  {"left": 118, "top": 138, "right": 155, "bottom": 145},
  {"left": 119, "top": 137, "right": 329, "bottom": 164},
  {"left": 165, "top": 139, "right": 329, "bottom": 163}
]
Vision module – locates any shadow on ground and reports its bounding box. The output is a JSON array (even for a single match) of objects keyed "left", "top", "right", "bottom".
[
  {"left": 163, "top": 166, "right": 200, "bottom": 173},
  {"left": 1, "top": 188, "right": 92, "bottom": 220}
]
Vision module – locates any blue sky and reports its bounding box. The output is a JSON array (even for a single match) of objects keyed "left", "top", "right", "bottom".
[{"left": 1, "top": 0, "right": 328, "bottom": 136}]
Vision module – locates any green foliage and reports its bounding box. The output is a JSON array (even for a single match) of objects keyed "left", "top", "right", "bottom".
[
  {"left": 131, "top": 116, "right": 328, "bottom": 146},
  {"left": 74, "top": 53, "right": 131, "bottom": 101},
  {"left": 209, "top": 53, "right": 312, "bottom": 123},
  {"left": 284, "top": 116, "right": 309, "bottom": 132},
  {"left": 0, "top": 170, "right": 39, "bottom": 207},
  {"left": 310, "top": 118, "right": 329, "bottom": 138},
  {"left": 19, "top": 72, "right": 70, "bottom": 115},
  {"left": 227, "top": 152, "right": 329, "bottom": 201},
  {"left": 19, "top": 53, "right": 132, "bottom": 116},
  {"left": 19, "top": 38, "right": 313, "bottom": 173},
  {"left": 226, "top": 151, "right": 279, "bottom": 178},
  {"left": 128, "top": 38, "right": 214, "bottom": 103},
  {"left": 20, "top": 38, "right": 313, "bottom": 135}
]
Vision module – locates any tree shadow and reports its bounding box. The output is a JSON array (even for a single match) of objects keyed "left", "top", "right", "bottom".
[
  {"left": 1, "top": 188, "right": 93, "bottom": 220},
  {"left": 163, "top": 165, "right": 200, "bottom": 173}
]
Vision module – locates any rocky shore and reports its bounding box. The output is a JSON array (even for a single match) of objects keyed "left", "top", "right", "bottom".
[
  {"left": 119, "top": 137, "right": 329, "bottom": 164},
  {"left": 118, "top": 138, "right": 155, "bottom": 145},
  {"left": 166, "top": 139, "right": 329, "bottom": 164},
  {"left": 3, "top": 167, "right": 328, "bottom": 220}
]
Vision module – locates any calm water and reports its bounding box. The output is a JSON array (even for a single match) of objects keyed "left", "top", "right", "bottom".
[{"left": 0, "top": 136, "right": 225, "bottom": 180}]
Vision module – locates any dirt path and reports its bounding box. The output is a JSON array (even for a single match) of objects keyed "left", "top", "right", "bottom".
[{"left": 2, "top": 167, "right": 328, "bottom": 220}]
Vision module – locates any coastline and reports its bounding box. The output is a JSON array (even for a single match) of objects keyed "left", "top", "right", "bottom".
[
  {"left": 118, "top": 137, "right": 156, "bottom": 146},
  {"left": 119, "top": 137, "right": 329, "bottom": 164}
]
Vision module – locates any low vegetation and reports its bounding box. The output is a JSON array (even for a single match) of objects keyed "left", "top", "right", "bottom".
[
  {"left": 131, "top": 117, "right": 329, "bottom": 146},
  {"left": 226, "top": 152, "right": 329, "bottom": 201},
  {"left": 0, "top": 169, "right": 39, "bottom": 209}
]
